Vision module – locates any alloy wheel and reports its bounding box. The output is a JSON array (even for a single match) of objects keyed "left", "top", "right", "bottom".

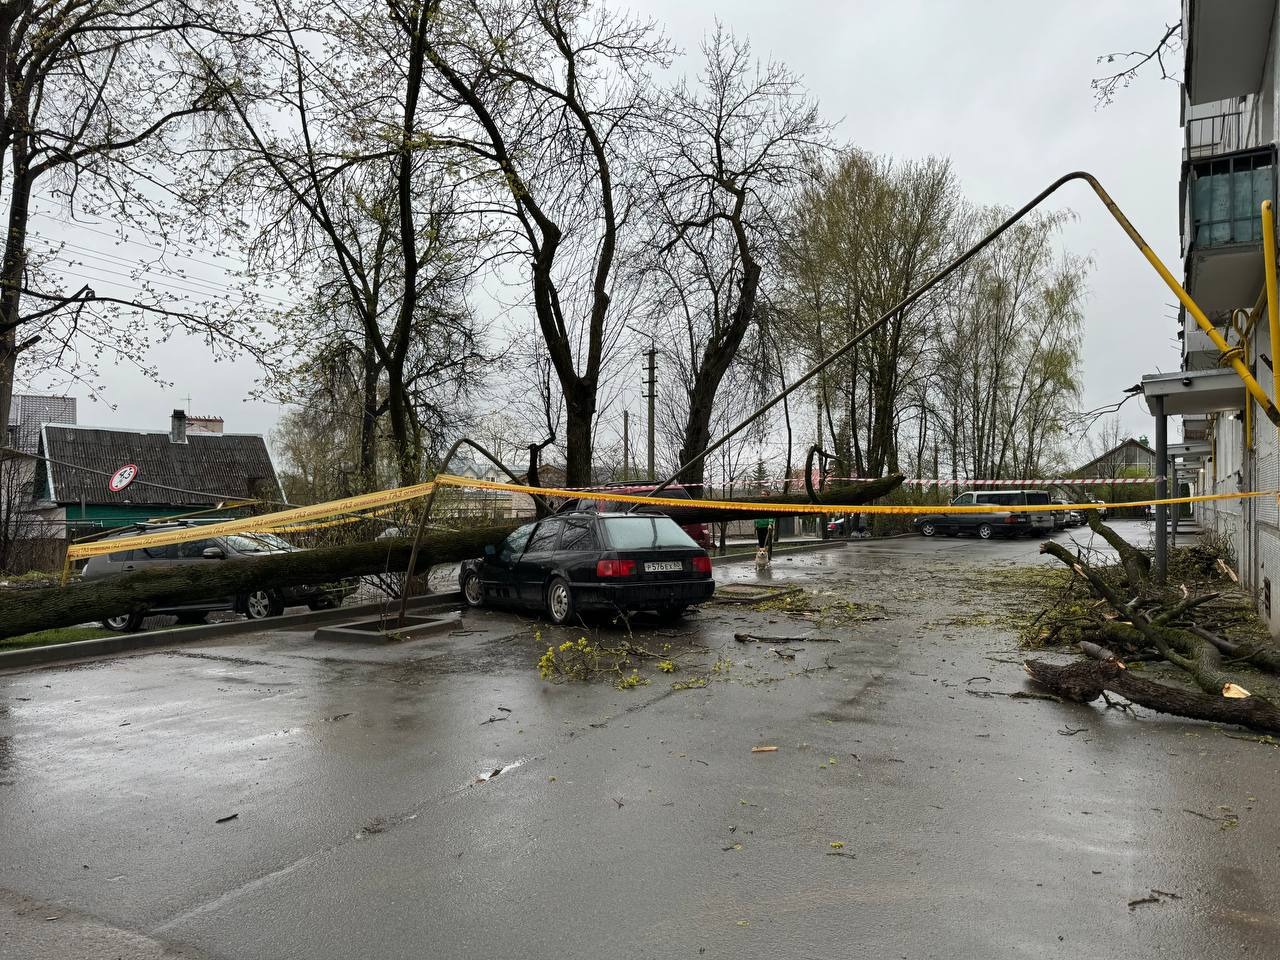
[
  {"left": 549, "top": 582, "right": 571, "bottom": 623},
  {"left": 246, "top": 590, "right": 273, "bottom": 619}
]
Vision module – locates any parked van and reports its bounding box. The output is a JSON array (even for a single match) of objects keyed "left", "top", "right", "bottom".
[{"left": 919, "top": 488, "right": 1055, "bottom": 538}]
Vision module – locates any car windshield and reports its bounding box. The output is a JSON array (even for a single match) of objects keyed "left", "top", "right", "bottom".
[
  {"left": 601, "top": 516, "right": 696, "bottom": 550},
  {"left": 224, "top": 533, "right": 293, "bottom": 553}
]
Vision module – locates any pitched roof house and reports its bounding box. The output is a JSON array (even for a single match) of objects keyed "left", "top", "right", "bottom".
[
  {"left": 1073, "top": 438, "right": 1158, "bottom": 478},
  {"left": 34, "top": 410, "right": 283, "bottom": 537}
]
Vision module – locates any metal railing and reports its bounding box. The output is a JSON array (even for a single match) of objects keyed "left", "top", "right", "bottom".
[{"left": 1185, "top": 111, "right": 1248, "bottom": 160}]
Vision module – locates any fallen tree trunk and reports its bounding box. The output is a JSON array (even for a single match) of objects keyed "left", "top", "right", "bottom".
[
  {"left": 1024, "top": 658, "right": 1280, "bottom": 734},
  {"left": 0, "top": 526, "right": 513, "bottom": 640},
  {"left": 1, "top": 478, "right": 904, "bottom": 639}
]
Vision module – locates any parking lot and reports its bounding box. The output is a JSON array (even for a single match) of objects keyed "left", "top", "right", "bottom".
[{"left": 3, "top": 521, "right": 1278, "bottom": 959}]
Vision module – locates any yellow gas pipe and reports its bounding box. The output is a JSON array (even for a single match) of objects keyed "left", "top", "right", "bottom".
[{"left": 1263, "top": 201, "right": 1280, "bottom": 433}]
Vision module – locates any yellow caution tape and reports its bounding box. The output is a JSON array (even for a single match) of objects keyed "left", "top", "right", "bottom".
[
  {"left": 63, "top": 481, "right": 435, "bottom": 563},
  {"left": 432, "top": 474, "right": 1279, "bottom": 516},
  {"left": 61, "top": 469, "right": 1269, "bottom": 576},
  {"left": 271, "top": 504, "right": 403, "bottom": 534}
]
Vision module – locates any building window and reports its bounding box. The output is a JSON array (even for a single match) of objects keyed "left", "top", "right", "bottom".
[{"left": 1190, "top": 149, "right": 1275, "bottom": 248}]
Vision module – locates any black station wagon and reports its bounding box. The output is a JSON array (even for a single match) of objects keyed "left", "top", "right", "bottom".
[{"left": 459, "top": 512, "right": 715, "bottom": 624}]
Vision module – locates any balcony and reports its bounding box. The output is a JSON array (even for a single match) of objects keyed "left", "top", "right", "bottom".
[
  {"left": 1182, "top": 414, "right": 1210, "bottom": 442},
  {"left": 1184, "top": 106, "right": 1251, "bottom": 160},
  {"left": 1180, "top": 305, "right": 1245, "bottom": 372},
  {"left": 1184, "top": 0, "right": 1277, "bottom": 106},
  {"left": 1182, "top": 146, "right": 1275, "bottom": 315}
]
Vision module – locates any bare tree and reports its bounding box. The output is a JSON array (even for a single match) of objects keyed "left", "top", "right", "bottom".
[
  {"left": 0, "top": 1, "right": 275, "bottom": 440},
  {"left": 418, "top": 0, "right": 670, "bottom": 486},
  {"left": 642, "top": 25, "right": 827, "bottom": 489},
  {"left": 192, "top": 0, "right": 489, "bottom": 487}
]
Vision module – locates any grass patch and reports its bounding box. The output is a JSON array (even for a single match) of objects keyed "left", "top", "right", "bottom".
[
  {"left": 750, "top": 589, "right": 886, "bottom": 625},
  {"left": 0, "top": 626, "right": 119, "bottom": 652},
  {"left": 2, "top": 570, "right": 59, "bottom": 583}
]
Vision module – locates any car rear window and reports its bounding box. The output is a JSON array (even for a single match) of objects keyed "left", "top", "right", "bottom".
[
  {"left": 1024, "top": 492, "right": 1051, "bottom": 506},
  {"left": 601, "top": 516, "right": 697, "bottom": 550}
]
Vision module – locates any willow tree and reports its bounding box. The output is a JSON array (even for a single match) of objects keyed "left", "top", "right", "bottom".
[
  {"left": 780, "top": 150, "right": 959, "bottom": 478},
  {"left": 930, "top": 207, "right": 1087, "bottom": 481}
]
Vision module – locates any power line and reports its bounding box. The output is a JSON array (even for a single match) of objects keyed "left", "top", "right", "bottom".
[
  {"left": 5, "top": 201, "right": 244, "bottom": 266},
  {"left": 31, "top": 236, "right": 298, "bottom": 309},
  {"left": 28, "top": 263, "right": 297, "bottom": 318}
]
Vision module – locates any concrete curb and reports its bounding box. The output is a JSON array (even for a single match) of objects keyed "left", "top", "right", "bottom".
[{"left": 0, "top": 593, "right": 463, "bottom": 671}]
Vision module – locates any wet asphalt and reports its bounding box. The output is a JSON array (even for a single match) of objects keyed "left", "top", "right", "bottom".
[{"left": 2, "top": 521, "right": 1278, "bottom": 959}]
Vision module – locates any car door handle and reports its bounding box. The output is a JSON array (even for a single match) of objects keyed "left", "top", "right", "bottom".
[{"left": 122, "top": 564, "right": 136, "bottom": 572}]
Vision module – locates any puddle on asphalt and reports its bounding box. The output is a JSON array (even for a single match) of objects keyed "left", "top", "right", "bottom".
[{"left": 470, "top": 756, "right": 531, "bottom": 786}]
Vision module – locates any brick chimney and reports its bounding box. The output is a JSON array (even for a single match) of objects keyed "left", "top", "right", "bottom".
[{"left": 170, "top": 409, "right": 188, "bottom": 444}]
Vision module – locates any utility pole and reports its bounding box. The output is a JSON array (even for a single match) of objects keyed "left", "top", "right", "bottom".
[
  {"left": 622, "top": 410, "right": 630, "bottom": 480},
  {"left": 644, "top": 348, "right": 656, "bottom": 480}
]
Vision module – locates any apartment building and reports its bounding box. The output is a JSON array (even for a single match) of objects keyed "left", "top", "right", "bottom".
[{"left": 1159, "top": 0, "right": 1280, "bottom": 628}]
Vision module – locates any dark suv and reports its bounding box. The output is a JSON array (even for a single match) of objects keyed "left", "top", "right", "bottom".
[
  {"left": 459, "top": 512, "right": 715, "bottom": 624},
  {"left": 81, "top": 522, "right": 356, "bottom": 631}
]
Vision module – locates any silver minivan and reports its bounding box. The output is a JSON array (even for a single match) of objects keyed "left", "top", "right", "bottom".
[{"left": 81, "top": 522, "right": 354, "bottom": 631}]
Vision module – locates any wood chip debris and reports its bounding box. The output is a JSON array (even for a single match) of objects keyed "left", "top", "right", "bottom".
[{"left": 751, "top": 745, "right": 778, "bottom": 753}]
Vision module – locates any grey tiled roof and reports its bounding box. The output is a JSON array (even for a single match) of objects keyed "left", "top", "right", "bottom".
[{"left": 38, "top": 424, "right": 283, "bottom": 506}]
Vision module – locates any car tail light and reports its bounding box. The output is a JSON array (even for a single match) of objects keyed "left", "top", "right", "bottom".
[
  {"left": 691, "top": 555, "right": 712, "bottom": 575},
  {"left": 596, "top": 559, "right": 637, "bottom": 577},
  {"left": 1004, "top": 516, "right": 1022, "bottom": 524}
]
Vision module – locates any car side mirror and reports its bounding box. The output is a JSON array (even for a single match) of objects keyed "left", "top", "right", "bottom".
[
  {"left": 484, "top": 544, "right": 496, "bottom": 557},
  {"left": 202, "top": 546, "right": 225, "bottom": 560}
]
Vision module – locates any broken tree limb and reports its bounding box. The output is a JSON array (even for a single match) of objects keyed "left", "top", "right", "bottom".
[
  {"left": 1023, "top": 658, "right": 1280, "bottom": 734},
  {"left": 1084, "top": 510, "right": 1151, "bottom": 585},
  {"left": 1041, "top": 540, "right": 1270, "bottom": 697},
  {"left": 1188, "top": 624, "right": 1280, "bottom": 673},
  {"left": 0, "top": 479, "right": 904, "bottom": 639},
  {"left": 1078, "top": 640, "right": 1121, "bottom": 662},
  {"left": 1043, "top": 537, "right": 1280, "bottom": 680}
]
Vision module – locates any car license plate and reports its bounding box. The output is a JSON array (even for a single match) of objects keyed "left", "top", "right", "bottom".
[{"left": 644, "top": 561, "right": 683, "bottom": 573}]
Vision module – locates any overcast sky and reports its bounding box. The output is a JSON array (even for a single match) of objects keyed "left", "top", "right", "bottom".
[{"left": 24, "top": 0, "right": 1183, "bottom": 453}]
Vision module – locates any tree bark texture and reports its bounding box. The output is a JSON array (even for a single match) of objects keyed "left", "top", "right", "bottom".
[{"left": 1024, "top": 658, "right": 1280, "bottom": 734}]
